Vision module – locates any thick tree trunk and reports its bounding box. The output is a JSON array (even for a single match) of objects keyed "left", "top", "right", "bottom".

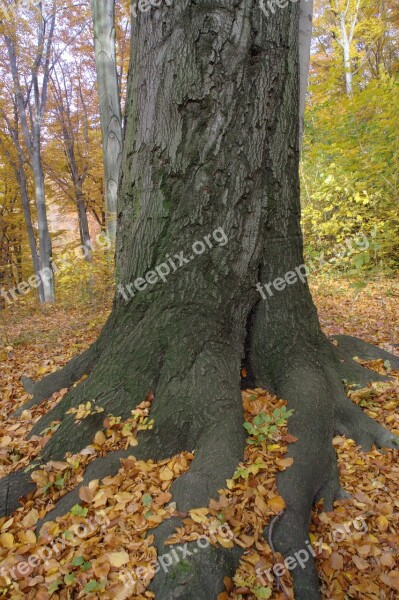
[
  {"left": 2, "top": 2, "right": 399, "bottom": 599},
  {"left": 91, "top": 0, "right": 123, "bottom": 243}
]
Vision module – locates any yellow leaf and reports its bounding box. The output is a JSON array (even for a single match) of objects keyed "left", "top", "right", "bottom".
[
  {"left": 267, "top": 495, "right": 286, "bottom": 512},
  {"left": 19, "top": 530, "right": 36, "bottom": 545},
  {"left": 1, "top": 518, "right": 14, "bottom": 532},
  {"left": 0, "top": 533, "right": 14, "bottom": 548},
  {"left": 189, "top": 508, "right": 209, "bottom": 524},
  {"left": 22, "top": 509, "right": 39, "bottom": 528},
  {"left": 376, "top": 515, "right": 389, "bottom": 532},
  {"left": 159, "top": 468, "right": 174, "bottom": 482},
  {"left": 94, "top": 431, "right": 106, "bottom": 445},
  {"left": 217, "top": 535, "right": 234, "bottom": 548},
  {"left": 108, "top": 551, "right": 129, "bottom": 567}
]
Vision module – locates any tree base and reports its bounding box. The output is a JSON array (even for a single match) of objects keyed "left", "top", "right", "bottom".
[{"left": 1, "top": 327, "right": 399, "bottom": 599}]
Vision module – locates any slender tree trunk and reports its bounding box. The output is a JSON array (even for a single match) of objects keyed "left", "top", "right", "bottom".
[
  {"left": 0, "top": 115, "right": 45, "bottom": 303},
  {"left": 333, "top": 0, "right": 361, "bottom": 96},
  {"left": 16, "top": 159, "right": 45, "bottom": 303},
  {"left": 299, "top": 0, "right": 314, "bottom": 146},
  {"left": 2, "top": 3, "right": 399, "bottom": 600},
  {"left": 49, "top": 65, "right": 93, "bottom": 261},
  {"left": 341, "top": 19, "right": 353, "bottom": 95},
  {"left": 3, "top": 4, "right": 56, "bottom": 303},
  {"left": 76, "top": 188, "right": 92, "bottom": 260},
  {"left": 91, "top": 0, "right": 123, "bottom": 243},
  {"left": 31, "top": 140, "right": 54, "bottom": 303}
]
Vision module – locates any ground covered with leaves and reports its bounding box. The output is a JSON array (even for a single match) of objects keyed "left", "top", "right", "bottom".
[{"left": 0, "top": 277, "right": 398, "bottom": 599}]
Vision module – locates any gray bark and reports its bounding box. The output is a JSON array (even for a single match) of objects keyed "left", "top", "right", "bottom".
[
  {"left": 299, "top": 0, "right": 314, "bottom": 146},
  {"left": 91, "top": 0, "right": 123, "bottom": 243}
]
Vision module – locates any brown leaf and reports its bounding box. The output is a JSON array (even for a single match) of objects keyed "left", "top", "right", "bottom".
[{"left": 330, "top": 552, "right": 344, "bottom": 570}]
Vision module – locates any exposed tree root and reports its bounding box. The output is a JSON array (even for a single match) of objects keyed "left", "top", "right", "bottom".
[
  {"left": 0, "top": 316, "right": 248, "bottom": 600},
  {"left": 150, "top": 529, "right": 243, "bottom": 600},
  {"left": 0, "top": 471, "right": 36, "bottom": 518},
  {"left": 13, "top": 313, "right": 118, "bottom": 417},
  {"left": 35, "top": 448, "right": 144, "bottom": 531},
  {"left": 332, "top": 334, "right": 399, "bottom": 387},
  {"left": 2, "top": 301, "right": 399, "bottom": 598},
  {"left": 250, "top": 329, "right": 399, "bottom": 600}
]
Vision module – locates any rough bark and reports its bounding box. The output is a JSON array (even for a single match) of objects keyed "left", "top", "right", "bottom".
[
  {"left": 2, "top": 2, "right": 399, "bottom": 600},
  {"left": 91, "top": 0, "right": 123, "bottom": 243}
]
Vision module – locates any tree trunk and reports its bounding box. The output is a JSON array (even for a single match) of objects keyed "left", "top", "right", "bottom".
[
  {"left": 16, "top": 159, "right": 45, "bottom": 303},
  {"left": 341, "top": 23, "right": 353, "bottom": 95},
  {"left": 3, "top": 5, "right": 56, "bottom": 303},
  {"left": 3, "top": 2, "right": 399, "bottom": 599},
  {"left": 0, "top": 108, "right": 46, "bottom": 303},
  {"left": 299, "top": 0, "right": 314, "bottom": 146},
  {"left": 76, "top": 190, "right": 92, "bottom": 261},
  {"left": 31, "top": 144, "right": 55, "bottom": 303},
  {"left": 91, "top": 0, "right": 123, "bottom": 243}
]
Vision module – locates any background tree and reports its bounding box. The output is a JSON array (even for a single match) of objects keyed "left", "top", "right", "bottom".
[
  {"left": 2, "top": 1, "right": 57, "bottom": 302},
  {"left": 302, "top": 0, "right": 399, "bottom": 274},
  {"left": 91, "top": 0, "right": 123, "bottom": 243},
  {"left": 1, "top": 2, "right": 399, "bottom": 600},
  {"left": 0, "top": 101, "right": 44, "bottom": 302},
  {"left": 47, "top": 63, "right": 93, "bottom": 260}
]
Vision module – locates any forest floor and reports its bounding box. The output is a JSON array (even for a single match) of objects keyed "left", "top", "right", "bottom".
[{"left": 0, "top": 276, "right": 398, "bottom": 599}]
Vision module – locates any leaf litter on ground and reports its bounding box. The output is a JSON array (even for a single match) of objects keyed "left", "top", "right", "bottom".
[{"left": 0, "top": 277, "right": 398, "bottom": 599}]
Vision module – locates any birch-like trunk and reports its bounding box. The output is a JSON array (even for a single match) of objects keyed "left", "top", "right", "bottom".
[
  {"left": 299, "top": 0, "right": 314, "bottom": 147},
  {"left": 32, "top": 128, "right": 54, "bottom": 302},
  {"left": 16, "top": 155, "right": 45, "bottom": 303},
  {"left": 333, "top": 0, "right": 361, "bottom": 95},
  {"left": 340, "top": 15, "right": 353, "bottom": 94},
  {"left": 91, "top": 0, "right": 123, "bottom": 244}
]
